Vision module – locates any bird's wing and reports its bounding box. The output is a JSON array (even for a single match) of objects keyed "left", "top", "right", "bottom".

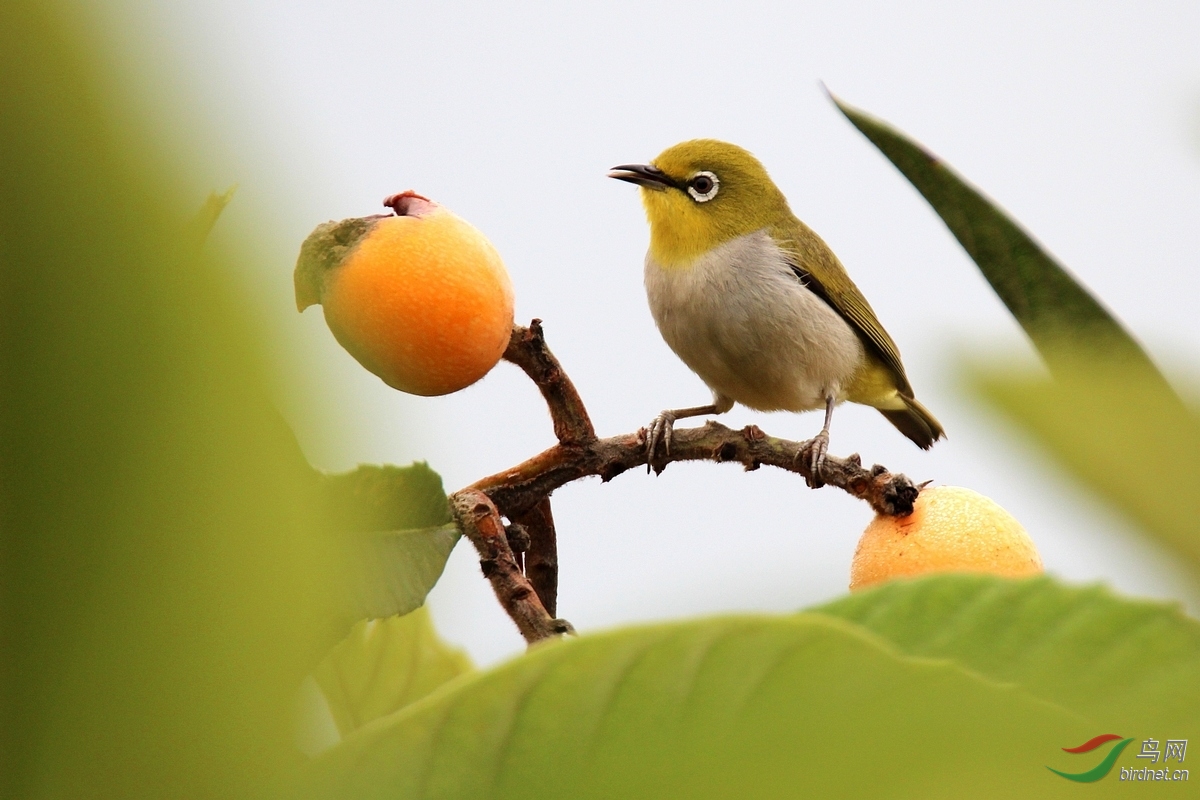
[{"left": 777, "top": 224, "right": 914, "bottom": 396}]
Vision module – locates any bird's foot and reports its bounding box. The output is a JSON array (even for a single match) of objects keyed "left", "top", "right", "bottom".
[
  {"left": 646, "top": 409, "right": 677, "bottom": 471},
  {"left": 799, "top": 430, "right": 830, "bottom": 489}
]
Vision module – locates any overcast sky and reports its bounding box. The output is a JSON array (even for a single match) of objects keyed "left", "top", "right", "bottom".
[{"left": 89, "top": 1, "right": 1200, "bottom": 664}]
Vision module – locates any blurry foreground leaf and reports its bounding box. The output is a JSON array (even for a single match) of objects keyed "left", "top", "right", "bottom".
[
  {"left": 322, "top": 464, "right": 460, "bottom": 623},
  {"left": 971, "top": 363, "right": 1200, "bottom": 576},
  {"left": 1, "top": 3, "right": 338, "bottom": 797},
  {"left": 815, "top": 574, "right": 1200, "bottom": 731},
  {"left": 832, "top": 94, "right": 1172, "bottom": 393},
  {"left": 313, "top": 606, "right": 473, "bottom": 738},
  {"left": 309, "top": 612, "right": 1086, "bottom": 799}
]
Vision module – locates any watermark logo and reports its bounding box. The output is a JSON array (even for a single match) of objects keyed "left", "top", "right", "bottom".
[
  {"left": 1048, "top": 734, "right": 1133, "bottom": 783},
  {"left": 1048, "top": 735, "right": 1188, "bottom": 783}
]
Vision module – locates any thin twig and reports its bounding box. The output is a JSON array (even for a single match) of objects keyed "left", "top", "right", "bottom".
[{"left": 502, "top": 320, "right": 595, "bottom": 446}]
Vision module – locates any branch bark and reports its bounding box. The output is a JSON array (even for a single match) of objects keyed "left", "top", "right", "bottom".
[
  {"left": 450, "top": 322, "right": 925, "bottom": 645},
  {"left": 502, "top": 320, "right": 595, "bottom": 446},
  {"left": 450, "top": 490, "right": 572, "bottom": 644},
  {"left": 511, "top": 497, "right": 559, "bottom": 617}
]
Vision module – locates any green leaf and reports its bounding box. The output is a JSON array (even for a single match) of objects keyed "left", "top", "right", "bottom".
[
  {"left": 1, "top": 5, "right": 337, "bottom": 795},
  {"left": 322, "top": 462, "right": 452, "bottom": 531},
  {"left": 812, "top": 574, "right": 1200, "bottom": 731},
  {"left": 831, "top": 94, "right": 1171, "bottom": 390},
  {"left": 345, "top": 524, "right": 461, "bottom": 621},
  {"left": 313, "top": 606, "right": 474, "bottom": 737},
  {"left": 309, "top": 613, "right": 1087, "bottom": 799},
  {"left": 322, "top": 464, "right": 461, "bottom": 624},
  {"left": 969, "top": 363, "right": 1200, "bottom": 575}
]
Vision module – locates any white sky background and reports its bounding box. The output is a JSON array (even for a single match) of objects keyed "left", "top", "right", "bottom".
[{"left": 87, "top": 1, "right": 1200, "bottom": 665}]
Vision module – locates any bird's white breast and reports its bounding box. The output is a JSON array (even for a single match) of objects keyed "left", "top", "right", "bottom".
[{"left": 643, "top": 230, "right": 865, "bottom": 412}]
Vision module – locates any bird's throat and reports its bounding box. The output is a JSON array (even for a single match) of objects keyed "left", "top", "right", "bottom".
[{"left": 646, "top": 221, "right": 716, "bottom": 269}]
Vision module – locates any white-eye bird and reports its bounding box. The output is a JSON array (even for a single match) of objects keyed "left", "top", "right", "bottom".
[{"left": 609, "top": 139, "right": 944, "bottom": 479}]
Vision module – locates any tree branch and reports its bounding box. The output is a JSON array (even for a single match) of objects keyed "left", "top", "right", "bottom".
[
  {"left": 502, "top": 320, "right": 595, "bottom": 446},
  {"left": 450, "top": 490, "right": 572, "bottom": 644},
  {"left": 451, "top": 322, "right": 925, "bottom": 645}
]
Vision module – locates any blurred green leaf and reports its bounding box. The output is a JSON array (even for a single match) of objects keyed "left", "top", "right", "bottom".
[
  {"left": 309, "top": 611, "right": 1091, "bottom": 798},
  {"left": 970, "top": 363, "right": 1200, "bottom": 576},
  {"left": 832, "top": 94, "right": 1172, "bottom": 392},
  {"left": 1, "top": 3, "right": 339, "bottom": 796},
  {"left": 321, "top": 464, "right": 460, "bottom": 623},
  {"left": 814, "top": 574, "right": 1200, "bottom": 731},
  {"left": 313, "top": 606, "right": 473, "bottom": 738},
  {"left": 189, "top": 184, "right": 238, "bottom": 246}
]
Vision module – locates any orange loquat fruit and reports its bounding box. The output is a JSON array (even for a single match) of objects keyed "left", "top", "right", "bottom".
[
  {"left": 295, "top": 191, "right": 514, "bottom": 396},
  {"left": 850, "top": 485, "right": 1043, "bottom": 591}
]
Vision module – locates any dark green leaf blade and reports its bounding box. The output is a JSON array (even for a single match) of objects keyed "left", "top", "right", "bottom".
[
  {"left": 831, "top": 94, "right": 1170, "bottom": 390},
  {"left": 321, "top": 463, "right": 461, "bottom": 624},
  {"left": 322, "top": 462, "right": 452, "bottom": 532},
  {"left": 346, "top": 524, "right": 461, "bottom": 621},
  {"left": 812, "top": 574, "right": 1200, "bottom": 732}
]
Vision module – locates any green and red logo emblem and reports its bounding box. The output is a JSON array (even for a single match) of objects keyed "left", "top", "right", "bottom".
[{"left": 1048, "top": 734, "right": 1133, "bottom": 782}]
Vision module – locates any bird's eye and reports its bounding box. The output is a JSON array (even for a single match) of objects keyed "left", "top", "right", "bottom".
[{"left": 687, "top": 171, "right": 719, "bottom": 203}]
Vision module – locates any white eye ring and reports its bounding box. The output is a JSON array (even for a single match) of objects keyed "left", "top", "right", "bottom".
[{"left": 686, "top": 171, "right": 719, "bottom": 203}]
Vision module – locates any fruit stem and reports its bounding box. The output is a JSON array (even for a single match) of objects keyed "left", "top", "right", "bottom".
[{"left": 382, "top": 190, "right": 437, "bottom": 217}]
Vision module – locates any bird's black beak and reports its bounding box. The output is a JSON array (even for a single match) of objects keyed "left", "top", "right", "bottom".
[{"left": 608, "top": 163, "right": 675, "bottom": 191}]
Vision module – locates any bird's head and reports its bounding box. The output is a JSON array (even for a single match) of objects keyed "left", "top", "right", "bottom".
[{"left": 610, "top": 139, "right": 789, "bottom": 268}]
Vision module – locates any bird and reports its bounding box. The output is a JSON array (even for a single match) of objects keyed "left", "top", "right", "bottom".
[{"left": 609, "top": 139, "right": 943, "bottom": 483}]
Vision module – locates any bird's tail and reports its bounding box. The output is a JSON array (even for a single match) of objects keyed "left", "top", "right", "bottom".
[{"left": 878, "top": 395, "right": 945, "bottom": 450}]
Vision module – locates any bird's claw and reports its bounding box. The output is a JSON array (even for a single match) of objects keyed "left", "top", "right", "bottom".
[
  {"left": 800, "top": 430, "right": 830, "bottom": 488},
  {"left": 647, "top": 410, "right": 677, "bottom": 470}
]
